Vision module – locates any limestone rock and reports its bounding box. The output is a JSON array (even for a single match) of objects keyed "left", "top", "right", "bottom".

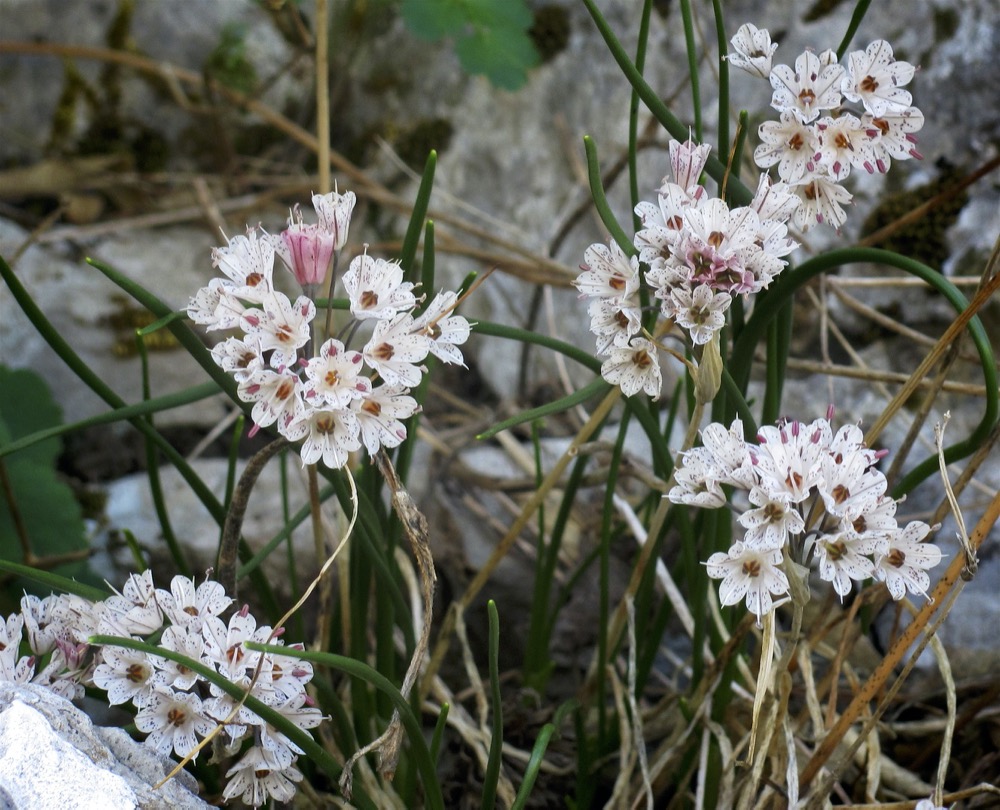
[{"left": 0, "top": 682, "right": 208, "bottom": 809}]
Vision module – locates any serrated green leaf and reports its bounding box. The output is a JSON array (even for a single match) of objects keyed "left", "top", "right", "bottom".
[
  {"left": 401, "top": 0, "right": 467, "bottom": 39},
  {"left": 462, "top": 0, "right": 534, "bottom": 29},
  {"left": 400, "top": 0, "right": 539, "bottom": 89},
  {"left": 455, "top": 24, "right": 539, "bottom": 90}
]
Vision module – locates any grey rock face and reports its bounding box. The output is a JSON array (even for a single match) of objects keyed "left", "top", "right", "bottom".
[{"left": 0, "top": 682, "right": 209, "bottom": 809}]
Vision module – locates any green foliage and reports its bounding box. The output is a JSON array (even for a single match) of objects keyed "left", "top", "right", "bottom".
[
  {"left": 400, "top": 0, "right": 540, "bottom": 90},
  {"left": 205, "top": 23, "right": 258, "bottom": 95},
  {"left": 0, "top": 366, "right": 89, "bottom": 591}
]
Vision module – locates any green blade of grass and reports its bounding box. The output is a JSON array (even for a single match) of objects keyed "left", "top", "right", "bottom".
[
  {"left": 0, "top": 559, "right": 107, "bottom": 601},
  {"left": 400, "top": 150, "right": 437, "bottom": 277},
  {"left": 510, "top": 724, "right": 555, "bottom": 810},
  {"left": 481, "top": 600, "right": 504, "bottom": 810}
]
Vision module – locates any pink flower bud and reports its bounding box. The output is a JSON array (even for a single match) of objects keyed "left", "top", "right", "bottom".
[{"left": 281, "top": 224, "right": 336, "bottom": 287}]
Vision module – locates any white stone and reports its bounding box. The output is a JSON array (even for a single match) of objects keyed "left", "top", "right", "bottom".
[{"left": 0, "top": 683, "right": 208, "bottom": 809}]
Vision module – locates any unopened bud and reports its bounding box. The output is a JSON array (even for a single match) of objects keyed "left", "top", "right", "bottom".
[{"left": 695, "top": 333, "right": 723, "bottom": 404}]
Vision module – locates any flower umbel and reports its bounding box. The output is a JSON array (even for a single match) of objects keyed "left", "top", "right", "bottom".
[
  {"left": 188, "top": 185, "right": 471, "bottom": 469},
  {"left": 670, "top": 412, "right": 942, "bottom": 623}
]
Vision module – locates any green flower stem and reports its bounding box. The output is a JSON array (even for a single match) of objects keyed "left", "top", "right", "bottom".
[
  {"left": 584, "top": 136, "right": 634, "bottom": 255},
  {"left": 629, "top": 0, "right": 655, "bottom": 233},
  {"left": 836, "top": 0, "right": 874, "bottom": 60},
  {"left": 393, "top": 219, "right": 436, "bottom": 487},
  {"left": 400, "top": 150, "right": 437, "bottom": 277},
  {"left": 524, "top": 454, "right": 589, "bottom": 689},
  {"left": 711, "top": 0, "right": 730, "bottom": 160},
  {"left": 478, "top": 377, "right": 607, "bottom": 440},
  {"left": 429, "top": 702, "right": 450, "bottom": 765},
  {"left": 419, "top": 220, "right": 436, "bottom": 307},
  {"left": 761, "top": 300, "right": 792, "bottom": 427},
  {"left": 721, "top": 367, "right": 757, "bottom": 437},
  {"left": 136, "top": 333, "right": 189, "bottom": 577},
  {"left": 726, "top": 110, "right": 750, "bottom": 206},
  {"left": 679, "top": 0, "right": 702, "bottom": 141},
  {"left": 510, "top": 724, "right": 555, "bottom": 810},
  {"left": 0, "top": 559, "right": 107, "bottom": 601},
  {"left": 472, "top": 320, "right": 601, "bottom": 374},
  {"left": 580, "top": 0, "right": 753, "bottom": 206},
  {"left": 0, "top": 382, "right": 218, "bottom": 460},
  {"left": 596, "top": 413, "right": 632, "bottom": 746}
]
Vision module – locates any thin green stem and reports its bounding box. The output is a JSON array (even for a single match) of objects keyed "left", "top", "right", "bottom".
[
  {"left": 836, "top": 0, "right": 874, "bottom": 60},
  {"left": 629, "top": 0, "right": 654, "bottom": 233},
  {"left": 584, "top": 135, "right": 634, "bottom": 255},
  {"left": 712, "top": 0, "right": 729, "bottom": 158},
  {"left": 679, "top": 0, "right": 702, "bottom": 141},
  {"left": 580, "top": 0, "right": 752, "bottom": 205},
  {"left": 400, "top": 151, "right": 437, "bottom": 277},
  {"left": 136, "top": 332, "right": 189, "bottom": 576}
]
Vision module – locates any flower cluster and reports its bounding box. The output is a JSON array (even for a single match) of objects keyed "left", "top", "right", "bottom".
[
  {"left": 576, "top": 137, "right": 800, "bottom": 396},
  {"left": 668, "top": 412, "right": 942, "bottom": 624},
  {"left": 729, "top": 23, "right": 924, "bottom": 231},
  {"left": 188, "top": 189, "right": 471, "bottom": 469},
  {"left": 1, "top": 572, "right": 320, "bottom": 807},
  {"left": 575, "top": 23, "right": 924, "bottom": 400}
]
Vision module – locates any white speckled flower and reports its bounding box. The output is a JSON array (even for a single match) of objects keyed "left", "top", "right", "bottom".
[
  {"left": 727, "top": 23, "right": 778, "bottom": 79},
  {"left": 706, "top": 542, "right": 789, "bottom": 625},
  {"left": 303, "top": 338, "right": 370, "bottom": 409},
  {"left": 154, "top": 576, "right": 232, "bottom": 631},
  {"left": 874, "top": 521, "right": 942, "bottom": 601},
  {"left": 791, "top": 174, "right": 853, "bottom": 232},
  {"left": 412, "top": 290, "right": 472, "bottom": 366},
  {"left": 92, "top": 645, "right": 157, "bottom": 707},
  {"left": 600, "top": 337, "right": 662, "bottom": 398},
  {"left": 343, "top": 251, "right": 417, "bottom": 321},
  {"left": 135, "top": 689, "right": 214, "bottom": 759},
  {"left": 841, "top": 40, "right": 915, "bottom": 117},
  {"left": 769, "top": 50, "right": 845, "bottom": 123},
  {"left": 223, "top": 747, "right": 303, "bottom": 807},
  {"left": 755, "top": 111, "right": 820, "bottom": 183},
  {"left": 283, "top": 407, "right": 362, "bottom": 469}
]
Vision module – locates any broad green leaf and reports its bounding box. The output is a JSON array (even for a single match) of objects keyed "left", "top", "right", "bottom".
[
  {"left": 0, "top": 366, "right": 90, "bottom": 594},
  {"left": 0, "top": 367, "right": 63, "bottom": 466},
  {"left": 455, "top": 25, "right": 539, "bottom": 90},
  {"left": 400, "top": 0, "right": 467, "bottom": 39}
]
